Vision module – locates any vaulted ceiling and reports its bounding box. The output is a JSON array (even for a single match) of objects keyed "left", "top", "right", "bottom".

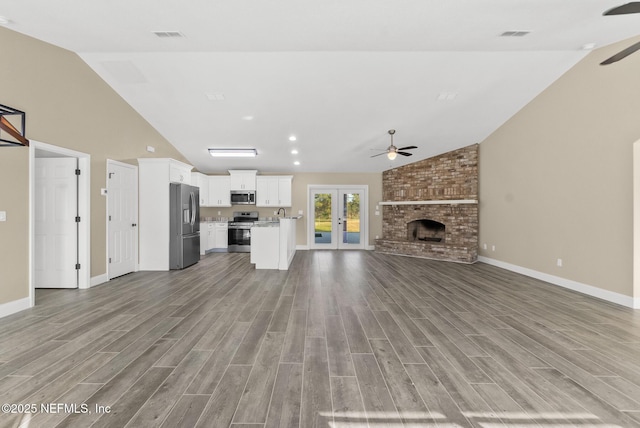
[{"left": 2, "top": 0, "right": 640, "bottom": 172}]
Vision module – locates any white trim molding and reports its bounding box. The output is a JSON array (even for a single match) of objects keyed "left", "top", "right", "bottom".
[
  {"left": 479, "top": 256, "right": 638, "bottom": 309},
  {"left": 0, "top": 297, "right": 31, "bottom": 319},
  {"left": 91, "top": 274, "right": 109, "bottom": 287}
]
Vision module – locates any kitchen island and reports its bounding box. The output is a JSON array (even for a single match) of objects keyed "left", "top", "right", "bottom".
[{"left": 250, "top": 217, "right": 299, "bottom": 270}]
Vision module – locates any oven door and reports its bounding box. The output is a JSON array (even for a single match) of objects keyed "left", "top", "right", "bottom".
[{"left": 228, "top": 227, "right": 251, "bottom": 252}]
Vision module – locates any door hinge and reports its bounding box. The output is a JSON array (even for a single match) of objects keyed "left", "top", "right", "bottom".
[
  {"left": 75, "top": 216, "right": 81, "bottom": 222},
  {"left": 75, "top": 263, "right": 81, "bottom": 270},
  {"left": 75, "top": 169, "right": 81, "bottom": 176},
  {"left": 108, "top": 215, "right": 111, "bottom": 221},
  {"left": 109, "top": 258, "right": 112, "bottom": 263}
]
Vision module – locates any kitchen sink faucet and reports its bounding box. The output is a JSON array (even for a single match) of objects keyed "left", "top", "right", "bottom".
[{"left": 277, "top": 208, "right": 286, "bottom": 217}]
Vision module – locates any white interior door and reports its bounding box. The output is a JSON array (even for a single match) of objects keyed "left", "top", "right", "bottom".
[
  {"left": 108, "top": 160, "right": 138, "bottom": 279},
  {"left": 34, "top": 157, "right": 78, "bottom": 288},
  {"left": 309, "top": 186, "right": 366, "bottom": 250}
]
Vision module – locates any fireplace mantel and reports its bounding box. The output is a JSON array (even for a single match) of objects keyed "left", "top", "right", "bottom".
[{"left": 378, "top": 199, "right": 477, "bottom": 206}]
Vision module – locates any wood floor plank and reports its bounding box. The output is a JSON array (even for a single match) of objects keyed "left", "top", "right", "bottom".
[
  {"left": 159, "top": 395, "right": 210, "bottom": 428},
  {"left": 301, "top": 337, "right": 332, "bottom": 428},
  {"left": 352, "top": 353, "right": 400, "bottom": 427},
  {"left": 268, "top": 296, "right": 294, "bottom": 333},
  {"left": 126, "top": 349, "right": 211, "bottom": 427},
  {"left": 372, "top": 311, "right": 423, "bottom": 364},
  {"left": 232, "top": 311, "right": 274, "bottom": 365},
  {"left": 194, "top": 365, "right": 253, "bottom": 428},
  {"left": 368, "top": 339, "right": 432, "bottom": 425},
  {"left": 340, "top": 306, "right": 371, "bottom": 354},
  {"left": 330, "top": 376, "right": 367, "bottom": 427},
  {"left": 234, "top": 332, "right": 286, "bottom": 423},
  {"left": 325, "top": 315, "right": 355, "bottom": 377},
  {"left": 265, "top": 363, "right": 303, "bottom": 428},
  {"left": 186, "top": 321, "right": 251, "bottom": 395},
  {"left": 280, "top": 310, "right": 306, "bottom": 363}
]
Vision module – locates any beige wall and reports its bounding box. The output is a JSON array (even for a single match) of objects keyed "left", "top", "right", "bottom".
[
  {"left": 479, "top": 36, "right": 640, "bottom": 298},
  {"left": 0, "top": 27, "right": 187, "bottom": 305},
  {"left": 201, "top": 172, "right": 383, "bottom": 246}
]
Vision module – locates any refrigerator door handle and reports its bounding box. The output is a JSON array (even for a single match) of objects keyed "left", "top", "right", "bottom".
[{"left": 190, "top": 191, "right": 196, "bottom": 226}]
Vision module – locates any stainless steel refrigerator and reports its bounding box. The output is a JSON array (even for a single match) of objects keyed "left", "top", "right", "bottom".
[{"left": 170, "top": 183, "right": 200, "bottom": 269}]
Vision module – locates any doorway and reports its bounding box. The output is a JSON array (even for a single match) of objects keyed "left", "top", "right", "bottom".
[
  {"left": 308, "top": 186, "right": 367, "bottom": 250},
  {"left": 107, "top": 160, "right": 138, "bottom": 279},
  {"left": 29, "top": 141, "right": 90, "bottom": 306}
]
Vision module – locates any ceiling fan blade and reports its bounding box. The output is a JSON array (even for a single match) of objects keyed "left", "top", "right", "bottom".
[
  {"left": 370, "top": 152, "right": 388, "bottom": 158},
  {"left": 397, "top": 145, "right": 417, "bottom": 151},
  {"left": 604, "top": 2, "right": 640, "bottom": 15},
  {"left": 397, "top": 151, "right": 413, "bottom": 156},
  {"left": 600, "top": 40, "right": 640, "bottom": 65}
]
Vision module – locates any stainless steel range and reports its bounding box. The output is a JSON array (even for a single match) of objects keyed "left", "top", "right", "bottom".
[{"left": 228, "top": 211, "right": 259, "bottom": 253}]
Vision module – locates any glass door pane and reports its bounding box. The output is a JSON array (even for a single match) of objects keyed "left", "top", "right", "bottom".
[
  {"left": 341, "top": 192, "right": 361, "bottom": 245},
  {"left": 313, "top": 191, "right": 336, "bottom": 247}
]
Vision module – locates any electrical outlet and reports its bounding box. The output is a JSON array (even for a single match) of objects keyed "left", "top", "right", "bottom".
[
  {"left": 0, "top": 211, "right": 6, "bottom": 222},
  {"left": 298, "top": 210, "right": 303, "bottom": 215},
  {"left": 375, "top": 211, "right": 379, "bottom": 216},
  {"left": 375, "top": 235, "right": 379, "bottom": 239},
  {"left": 482, "top": 243, "right": 487, "bottom": 250},
  {"left": 492, "top": 245, "right": 496, "bottom": 251},
  {"left": 557, "top": 258, "right": 563, "bottom": 267},
  {"left": 146, "top": 145, "right": 155, "bottom": 153},
  {"left": 217, "top": 211, "right": 221, "bottom": 215}
]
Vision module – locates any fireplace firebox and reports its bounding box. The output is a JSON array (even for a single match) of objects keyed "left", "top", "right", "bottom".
[{"left": 407, "top": 219, "right": 445, "bottom": 242}]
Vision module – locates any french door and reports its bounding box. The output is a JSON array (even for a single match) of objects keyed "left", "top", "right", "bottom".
[{"left": 309, "top": 186, "right": 366, "bottom": 250}]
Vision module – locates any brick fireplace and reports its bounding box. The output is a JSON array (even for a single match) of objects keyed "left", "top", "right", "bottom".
[{"left": 375, "top": 144, "right": 478, "bottom": 263}]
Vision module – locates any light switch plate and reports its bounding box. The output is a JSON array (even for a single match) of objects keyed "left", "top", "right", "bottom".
[{"left": 0, "top": 211, "right": 6, "bottom": 221}]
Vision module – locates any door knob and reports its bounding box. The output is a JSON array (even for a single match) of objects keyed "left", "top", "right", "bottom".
[{"left": 132, "top": 223, "right": 137, "bottom": 227}]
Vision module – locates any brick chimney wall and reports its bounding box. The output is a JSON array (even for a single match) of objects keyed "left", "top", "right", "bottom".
[{"left": 376, "top": 144, "right": 479, "bottom": 263}]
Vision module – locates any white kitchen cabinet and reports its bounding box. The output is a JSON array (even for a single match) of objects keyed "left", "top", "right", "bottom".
[
  {"left": 199, "top": 222, "right": 209, "bottom": 255},
  {"left": 138, "top": 158, "right": 194, "bottom": 270},
  {"left": 214, "top": 222, "right": 228, "bottom": 249},
  {"left": 169, "top": 162, "right": 192, "bottom": 184},
  {"left": 229, "top": 170, "right": 257, "bottom": 191},
  {"left": 256, "top": 176, "right": 292, "bottom": 207},
  {"left": 208, "top": 176, "right": 231, "bottom": 206},
  {"left": 191, "top": 172, "right": 210, "bottom": 206}
]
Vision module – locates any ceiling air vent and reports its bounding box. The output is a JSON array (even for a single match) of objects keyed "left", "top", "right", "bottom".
[
  {"left": 500, "top": 31, "right": 530, "bottom": 37},
  {"left": 153, "top": 31, "right": 184, "bottom": 38}
]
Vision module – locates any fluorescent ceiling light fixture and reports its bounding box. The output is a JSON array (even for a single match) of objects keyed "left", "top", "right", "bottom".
[{"left": 208, "top": 148, "right": 257, "bottom": 157}]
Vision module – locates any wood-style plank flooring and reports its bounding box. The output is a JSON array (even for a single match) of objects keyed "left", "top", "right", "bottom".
[{"left": 1, "top": 250, "right": 640, "bottom": 427}]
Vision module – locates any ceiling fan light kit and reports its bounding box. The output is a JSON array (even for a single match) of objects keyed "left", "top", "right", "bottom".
[{"left": 371, "top": 129, "right": 418, "bottom": 160}]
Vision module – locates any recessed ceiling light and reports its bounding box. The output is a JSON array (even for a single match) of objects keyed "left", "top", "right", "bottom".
[
  {"left": 209, "top": 148, "right": 257, "bottom": 157},
  {"left": 294, "top": 161, "right": 300, "bottom": 166},
  {"left": 582, "top": 43, "right": 596, "bottom": 50},
  {"left": 205, "top": 93, "right": 225, "bottom": 101},
  {"left": 242, "top": 115, "right": 254, "bottom": 121},
  {"left": 289, "top": 136, "right": 297, "bottom": 142},
  {"left": 291, "top": 149, "right": 298, "bottom": 155}
]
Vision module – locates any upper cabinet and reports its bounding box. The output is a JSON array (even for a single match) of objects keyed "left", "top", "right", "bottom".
[
  {"left": 209, "top": 176, "right": 231, "bottom": 206},
  {"left": 169, "top": 160, "right": 192, "bottom": 184},
  {"left": 229, "top": 170, "right": 257, "bottom": 191},
  {"left": 256, "top": 176, "right": 293, "bottom": 207},
  {"left": 191, "top": 172, "right": 210, "bottom": 206}
]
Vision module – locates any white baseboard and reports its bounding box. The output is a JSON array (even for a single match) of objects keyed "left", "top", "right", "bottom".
[
  {"left": 90, "top": 273, "right": 109, "bottom": 287},
  {"left": 478, "top": 256, "right": 638, "bottom": 309},
  {"left": 366, "top": 245, "right": 375, "bottom": 251},
  {"left": 296, "top": 245, "right": 309, "bottom": 250},
  {"left": 0, "top": 297, "right": 31, "bottom": 319}
]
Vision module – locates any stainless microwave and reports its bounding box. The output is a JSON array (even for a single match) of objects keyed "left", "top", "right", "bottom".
[{"left": 230, "top": 190, "right": 256, "bottom": 205}]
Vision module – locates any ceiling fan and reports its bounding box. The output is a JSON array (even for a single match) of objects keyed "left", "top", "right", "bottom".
[
  {"left": 370, "top": 129, "right": 418, "bottom": 160},
  {"left": 601, "top": 2, "right": 640, "bottom": 65}
]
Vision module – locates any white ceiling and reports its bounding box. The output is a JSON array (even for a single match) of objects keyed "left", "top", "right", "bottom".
[{"left": 2, "top": 0, "right": 640, "bottom": 173}]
